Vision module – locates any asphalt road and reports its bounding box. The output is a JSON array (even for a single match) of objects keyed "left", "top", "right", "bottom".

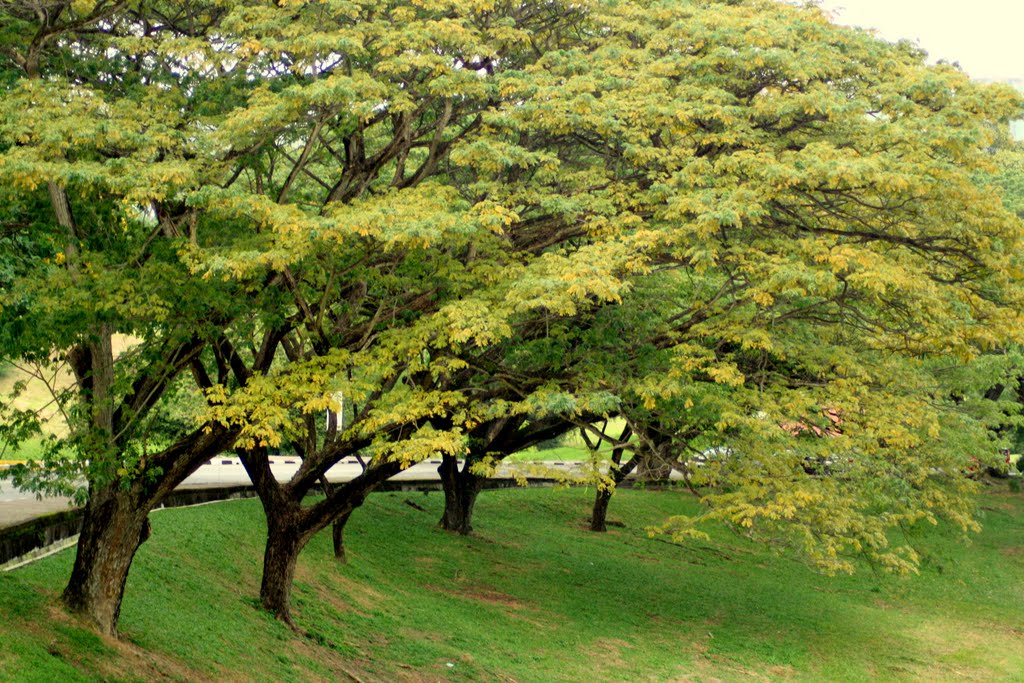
[{"left": 0, "top": 488, "right": 74, "bottom": 528}]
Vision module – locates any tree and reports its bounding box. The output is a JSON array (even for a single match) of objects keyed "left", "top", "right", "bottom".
[
  {"left": 437, "top": 414, "right": 571, "bottom": 535},
  {"left": 1, "top": 0, "right": 627, "bottom": 632},
  {"left": 579, "top": 420, "right": 634, "bottom": 533},
  {"left": 2, "top": 0, "right": 1023, "bottom": 635},
  {"left": 153, "top": 0, "right": 640, "bottom": 625},
  {"left": 439, "top": 0, "right": 1024, "bottom": 569},
  {"left": 0, "top": 1, "right": 295, "bottom": 634}
]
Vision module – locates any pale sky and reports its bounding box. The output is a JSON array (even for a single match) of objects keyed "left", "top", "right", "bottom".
[{"left": 816, "top": 0, "right": 1024, "bottom": 82}]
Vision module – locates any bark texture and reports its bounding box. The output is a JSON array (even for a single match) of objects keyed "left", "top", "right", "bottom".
[
  {"left": 437, "top": 453, "right": 484, "bottom": 535},
  {"left": 436, "top": 416, "right": 571, "bottom": 535},
  {"left": 61, "top": 487, "right": 151, "bottom": 636},
  {"left": 589, "top": 424, "right": 635, "bottom": 533},
  {"left": 590, "top": 487, "right": 614, "bottom": 533},
  {"left": 256, "top": 495, "right": 371, "bottom": 624},
  {"left": 61, "top": 426, "right": 235, "bottom": 635},
  {"left": 634, "top": 456, "right": 674, "bottom": 482},
  {"left": 260, "top": 509, "right": 307, "bottom": 625},
  {"left": 331, "top": 509, "right": 354, "bottom": 563},
  {"left": 242, "top": 444, "right": 399, "bottom": 625}
]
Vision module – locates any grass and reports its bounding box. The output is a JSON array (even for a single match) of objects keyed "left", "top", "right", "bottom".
[
  {"left": 0, "top": 360, "right": 69, "bottom": 461},
  {"left": 2, "top": 484, "right": 1024, "bottom": 681},
  {"left": 0, "top": 337, "right": 138, "bottom": 459},
  {"left": 508, "top": 417, "right": 630, "bottom": 463},
  {"left": 0, "top": 436, "right": 47, "bottom": 462},
  {"left": 0, "top": 361, "right": 71, "bottom": 427}
]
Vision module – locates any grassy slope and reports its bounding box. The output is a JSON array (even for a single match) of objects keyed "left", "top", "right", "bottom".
[
  {"left": 508, "top": 417, "right": 630, "bottom": 462},
  {"left": 1, "top": 486, "right": 1023, "bottom": 682},
  {"left": 0, "top": 361, "right": 73, "bottom": 426},
  {"left": 0, "top": 361, "right": 69, "bottom": 460},
  {"left": 0, "top": 337, "right": 141, "bottom": 460}
]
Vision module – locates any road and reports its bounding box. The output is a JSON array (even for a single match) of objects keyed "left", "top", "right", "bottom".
[{"left": 0, "top": 456, "right": 594, "bottom": 529}]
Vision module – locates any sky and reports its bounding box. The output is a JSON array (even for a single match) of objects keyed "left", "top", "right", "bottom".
[{"left": 815, "top": 0, "right": 1024, "bottom": 82}]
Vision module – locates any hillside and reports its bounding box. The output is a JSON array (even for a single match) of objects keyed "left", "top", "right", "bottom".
[
  {"left": 2, "top": 486, "right": 1023, "bottom": 681},
  {"left": 0, "top": 336, "right": 143, "bottom": 459}
]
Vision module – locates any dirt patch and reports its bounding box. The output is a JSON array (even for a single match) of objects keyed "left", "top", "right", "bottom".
[
  {"left": 903, "top": 617, "right": 1022, "bottom": 682},
  {"left": 628, "top": 552, "right": 663, "bottom": 564},
  {"left": 680, "top": 653, "right": 796, "bottom": 682},
  {"left": 461, "top": 587, "right": 526, "bottom": 608},
  {"left": 584, "top": 637, "right": 633, "bottom": 670},
  {"left": 288, "top": 637, "right": 376, "bottom": 683},
  {"left": 391, "top": 669, "right": 445, "bottom": 683},
  {"left": 311, "top": 585, "right": 367, "bottom": 619},
  {"left": 391, "top": 666, "right": 480, "bottom": 683},
  {"left": 296, "top": 565, "right": 389, "bottom": 615},
  {"left": 100, "top": 640, "right": 200, "bottom": 683},
  {"left": 420, "top": 582, "right": 553, "bottom": 629},
  {"left": 398, "top": 628, "right": 451, "bottom": 650},
  {"left": 389, "top": 657, "right": 520, "bottom": 683},
  {"left": 764, "top": 665, "right": 796, "bottom": 680},
  {"left": 28, "top": 605, "right": 206, "bottom": 682},
  {"left": 331, "top": 573, "right": 390, "bottom": 609},
  {"left": 423, "top": 583, "right": 526, "bottom": 609},
  {"left": 296, "top": 566, "right": 368, "bottom": 617}
]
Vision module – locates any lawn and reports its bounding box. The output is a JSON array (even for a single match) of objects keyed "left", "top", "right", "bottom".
[
  {"left": 1, "top": 484, "right": 1023, "bottom": 681},
  {"left": 508, "top": 417, "right": 630, "bottom": 463},
  {"left": 0, "top": 361, "right": 69, "bottom": 462},
  {"left": 0, "top": 337, "right": 138, "bottom": 460}
]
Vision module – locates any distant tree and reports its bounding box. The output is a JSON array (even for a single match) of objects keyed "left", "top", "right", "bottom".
[{"left": 436, "top": 414, "right": 573, "bottom": 535}]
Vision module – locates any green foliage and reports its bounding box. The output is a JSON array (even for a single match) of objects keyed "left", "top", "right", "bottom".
[{"left": 481, "top": 0, "right": 1024, "bottom": 573}]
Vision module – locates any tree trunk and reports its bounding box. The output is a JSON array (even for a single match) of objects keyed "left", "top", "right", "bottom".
[
  {"left": 243, "top": 439, "right": 400, "bottom": 626},
  {"left": 61, "top": 427, "right": 236, "bottom": 637},
  {"left": 260, "top": 510, "right": 309, "bottom": 627},
  {"left": 588, "top": 435, "right": 635, "bottom": 535},
  {"left": 438, "top": 454, "right": 483, "bottom": 535},
  {"left": 590, "top": 487, "right": 612, "bottom": 533},
  {"left": 62, "top": 486, "right": 151, "bottom": 637},
  {"left": 331, "top": 508, "right": 354, "bottom": 563},
  {"left": 319, "top": 476, "right": 354, "bottom": 563}
]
